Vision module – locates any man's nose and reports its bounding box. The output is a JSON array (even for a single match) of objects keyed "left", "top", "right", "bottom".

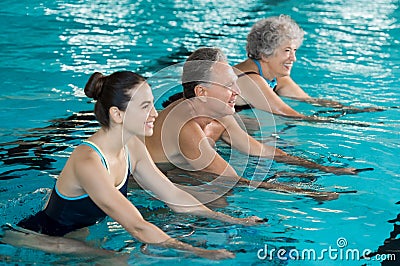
[{"left": 232, "top": 82, "right": 241, "bottom": 95}]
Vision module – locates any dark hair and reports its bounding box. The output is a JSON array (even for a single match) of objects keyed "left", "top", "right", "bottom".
[
  {"left": 84, "top": 71, "right": 145, "bottom": 128},
  {"left": 162, "top": 92, "right": 183, "bottom": 108}
]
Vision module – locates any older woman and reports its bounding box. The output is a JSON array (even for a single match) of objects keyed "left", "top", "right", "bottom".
[
  {"left": 145, "top": 47, "right": 369, "bottom": 205},
  {"left": 233, "top": 15, "right": 380, "bottom": 117}
]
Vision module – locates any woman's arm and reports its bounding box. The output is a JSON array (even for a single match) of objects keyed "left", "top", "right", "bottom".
[
  {"left": 237, "top": 75, "right": 337, "bottom": 122},
  {"left": 276, "top": 76, "right": 345, "bottom": 108},
  {"left": 74, "top": 155, "right": 234, "bottom": 260},
  {"left": 237, "top": 74, "right": 304, "bottom": 117},
  {"left": 132, "top": 138, "right": 264, "bottom": 226},
  {"left": 159, "top": 238, "right": 234, "bottom": 260},
  {"left": 276, "top": 76, "right": 342, "bottom": 107},
  {"left": 275, "top": 76, "right": 310, "bottom": 99},
  {"left": 276, "top": 76, "right": 383, "bottom": 112}
]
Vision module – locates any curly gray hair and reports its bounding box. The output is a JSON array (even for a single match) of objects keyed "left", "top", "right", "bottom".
[{"left": 246, "top": 15, "right": 304, "bottom": 60}]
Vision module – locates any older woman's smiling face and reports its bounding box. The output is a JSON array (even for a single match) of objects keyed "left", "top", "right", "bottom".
[{"left": 264, "top": 40, "right": 298, "bottom": 78}]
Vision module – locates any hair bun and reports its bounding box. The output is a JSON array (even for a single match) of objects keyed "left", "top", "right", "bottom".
[{"left": 84, "top": 72, "right": 106, "bottom": 100}]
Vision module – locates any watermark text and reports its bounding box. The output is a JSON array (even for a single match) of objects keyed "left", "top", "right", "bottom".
[{"left": 257, "top": 237, "right": 396, "bottom": 262}]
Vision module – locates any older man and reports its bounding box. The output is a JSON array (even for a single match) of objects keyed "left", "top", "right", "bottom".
[{"left": 145, "top": 47, "right": 362, "bottom": 201}]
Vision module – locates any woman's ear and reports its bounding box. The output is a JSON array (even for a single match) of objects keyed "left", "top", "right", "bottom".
[
  {"left": 109, "top": 106, "right": 123, "bottom": 124},
  {"left": 260, "top": 54, "right": 269, "bottom": 62}
]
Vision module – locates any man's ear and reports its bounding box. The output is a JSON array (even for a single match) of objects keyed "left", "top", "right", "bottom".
[
  {"left": 109, "top": 106, "right": 123, "bottom": 124},
  {"left": 194, "top": 84, "right": 207, "bottom": 97}
]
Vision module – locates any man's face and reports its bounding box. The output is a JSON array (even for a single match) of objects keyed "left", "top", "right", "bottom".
[{"left": 202, "top": 62, "right": 241, "bottom": 115}]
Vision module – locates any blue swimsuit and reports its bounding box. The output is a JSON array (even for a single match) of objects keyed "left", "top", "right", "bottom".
[
  {"left": 235, "top": 59, "right": 278, "bottom": 112},
  {"left": 17, "top": 141, "right": 131, "bottom": 236},
  {"left": 251, "top": 59, "right": 278, "bottom": 89},
  {"left": 237, "top": 59, "right": 278, "bottom": 90}
]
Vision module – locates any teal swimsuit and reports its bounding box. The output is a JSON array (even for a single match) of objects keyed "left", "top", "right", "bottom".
[
  {"left": 237, "top": 59, "right": 278, "bottom": 90},
  {"left": 17, "top": 141, "right": 131, "bottom": 236},
  {"left": 252, "top": 59, "right": 278, "bottom": 89},
  {"left": 235, "top": 59, "right": 278, "bottom": 112}
]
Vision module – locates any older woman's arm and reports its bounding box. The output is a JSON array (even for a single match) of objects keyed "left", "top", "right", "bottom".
[{"left": 276, "top": 76, "right": 384, "bottom": 112}]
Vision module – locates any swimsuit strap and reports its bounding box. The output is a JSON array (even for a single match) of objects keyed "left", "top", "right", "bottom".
[
  {"left": 251, "top": 59, "right": 278, "bottom": 89},
  {"left": 252, "top": 59, "right": 264, "bottom": 76},
  {"left": 81, "top": 140, "right": 110, "bottom": 173},
  {"left": 125, "top": 147, "right": 131, "bottom": 173},
  {"left": 81, "top": 140, "right": 131, "bottom": 175},
  {"left": 55, "top": 141, "right": 129, "bottom": 200},
  {"left": 115, "top": 145, "right": 131, "bottom": 190},
  {"left": 237, "top": 71, "right": 259, "bottom": 78},
  {"left": 266, "top": 77, "right": 278, "bottom": 90}
]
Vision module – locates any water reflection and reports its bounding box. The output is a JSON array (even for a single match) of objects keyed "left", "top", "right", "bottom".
[
  {"left": 46, "top": 0, "right": 188, "bottom": 74},
  {"left": 366, "top": 201, "right": 400, "bottom": 265},
  {"left": 0, "top": 0, "right": 399, "bottom": 264},
  {"left": 0, "top": 111, "right": 96, "bottom": 180},
  {"left": 302, "top": 0, "right": 397, "bottom": 77}
]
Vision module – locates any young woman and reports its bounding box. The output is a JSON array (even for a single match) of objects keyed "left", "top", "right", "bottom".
[{"left": 4, "top": 71, "right": 265, "bottom": 260}]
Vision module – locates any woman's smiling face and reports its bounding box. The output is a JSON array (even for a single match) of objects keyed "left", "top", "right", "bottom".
[
  {"left": 123, "top": 82, "right": 158, "bottom": 137},
  {"left": 264, "top": 40, "right": 298, "bottom": 78}
]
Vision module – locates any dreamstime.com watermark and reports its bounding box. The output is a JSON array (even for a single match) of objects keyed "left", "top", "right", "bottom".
[{"left": 257, "top": 237, "right": 396, "bottom": 262}]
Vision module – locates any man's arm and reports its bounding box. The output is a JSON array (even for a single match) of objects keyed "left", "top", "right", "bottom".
[
  {"left": 177, "top": 120, "right": 240, "bottom": 177},
  {"left": 219, "top": 115, "right": 275, "bottom": 157},
  {"left": 132, "top": 137, "right": 264, "bottom": 226},
  {"left": 218, "top": 115, "right": 360, "bottom": 175}
]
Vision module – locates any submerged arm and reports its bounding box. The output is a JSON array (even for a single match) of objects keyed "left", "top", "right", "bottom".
[
  {"left": 133, "top": 138, "right": 264, "bottom": 226},
  {"left": 273, "top": 153, "right": 357, "bottom": 175},
  {"left": 76, "top": 153, "right": 234, "bottom": 260},
  {"left": 276, "top": 76, "right": 383, "bottom": 112},
  {"left": 236, "top": 177, "right": 339, "bottom": 201},
  {"left": 220, "top": 115, "right": 358, "bottom": 175}
]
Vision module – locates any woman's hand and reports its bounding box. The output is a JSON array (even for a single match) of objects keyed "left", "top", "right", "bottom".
[
  {"left": 304, "top": 191, "right": 339, "bottom": 201},
  {"left": 194, "top": 248, "right": 235, "bottom": 260},
  {"left": 233, "top": 216, "right": 268, "bottom": 226},
  {"left": 160, "top": 238, "right": 235, "bottom": 260},
  {"left": 322, "top": 166, "right": 374, "bottom": 175}
]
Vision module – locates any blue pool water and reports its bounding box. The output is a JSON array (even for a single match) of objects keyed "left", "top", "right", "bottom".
[{"left": 1, "top": 0, "right": 399, "bottom": 265}]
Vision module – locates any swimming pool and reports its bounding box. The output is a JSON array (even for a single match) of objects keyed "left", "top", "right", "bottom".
[{"left": 1, "top": 0, "right": 399, "bottom": 265}]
